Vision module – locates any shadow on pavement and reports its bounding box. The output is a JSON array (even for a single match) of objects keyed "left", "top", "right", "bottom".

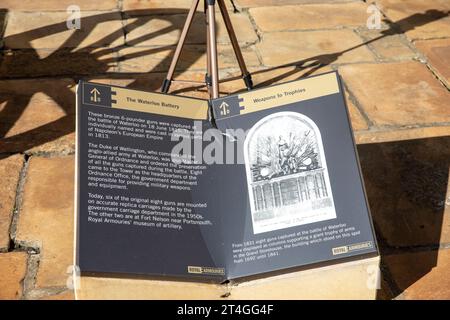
[
  {"left": 172, "top": 9, "right": 449, "bottom": 94},
  {"left": 0, "top": 8, "right": 448, "bottom": 154},
  {"left": 358, "top": 136, "right": 450, "bottom": 299},
  {"left": 0, "top": 8, "right": 209, "bottom": 154}
]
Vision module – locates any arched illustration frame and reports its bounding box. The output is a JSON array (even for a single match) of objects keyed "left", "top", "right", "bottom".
[{"left": 244, "top": 111, "right": 337, "bottom": 234}]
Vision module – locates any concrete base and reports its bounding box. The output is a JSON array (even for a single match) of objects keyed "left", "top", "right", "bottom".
[{"left": 75, "top": 256, "right": 380, "bottom": 300}]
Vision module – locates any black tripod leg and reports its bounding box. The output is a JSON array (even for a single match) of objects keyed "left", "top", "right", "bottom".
[
  {"left": 217, "top": 0, "right": 253, "bottom": 90},
  {"left": 205, "top": 0, "right": 212, "bottom": 91},
  {"left": 206, "top": 0, "right": 220, "bottom": 98},
  {"left": 161, "top": 0, "right": 200, "bottom": 93}
]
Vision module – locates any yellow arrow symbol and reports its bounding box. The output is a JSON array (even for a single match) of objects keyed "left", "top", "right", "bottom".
[{"left": 90, "top": 87, "right": 100, "bottom": 102}]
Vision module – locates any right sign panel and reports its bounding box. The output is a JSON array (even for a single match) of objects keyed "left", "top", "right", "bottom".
[{"left": 212, "top": 71, "right": 378, "bottom": 280}]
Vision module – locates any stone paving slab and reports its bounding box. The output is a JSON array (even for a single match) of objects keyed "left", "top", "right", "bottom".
[
  {"left": 124, "top": 11, "right": 258, "bottom": 46},
  {"left": 358, "top": 136, "right": 450, "bottom": 248},
  {"left": 0, "top": 78, "right": 76, "bottom": 154},
  {"left": 15, "top": 156, "right": 74, "bottom": 289},
  {"left": 39, "top": 290, "right": 75, "bottom": 300},
  {"left": 123, "top": 0, "right": 234, "bottom": 13},
  {"left": 0, "top": 0, "right": 119, "bottom": 11},
  {"left": 356, "top": 27, "right": 418, "bottom": 62},
  {"left": 415, "top": 38, "right": 450, "bottom": 89},
  {"left": 339, "top": 61, "right": 450, "bottom": 140},
  {"left": 0, "top": 48, "right": 119, "bottom": 78},
  {"left": 0, "top": 252, "right": 27, "bottom": 299},
  {"left": 376, "top": 0, "right": 450, "bottom": 40},
  {"left": 234, "top": 0, "right": 357, "bottom": 10},
  {"left": 257, "top": 30, "right": 376, "bottom": 66},
  {"left": 383, "top": 248, "right": 450, "bottom": 299},
  {"left": 0, "top": 154, "right": 23, "bottom": 251},
  {"left": 345, "top": 90, "right": 369, "bottom": 131},
  {"left": 123, "top": 0, "right": 195, "bottom": 12},
  {"left": 117, "top": 44, "right": 260, "bottom": 73},
  {"left": 250, "top": 2, "right": 369, "bottom": 32},
  {"left": 4, "top": 11, "right": 124, "bottom": 49}
]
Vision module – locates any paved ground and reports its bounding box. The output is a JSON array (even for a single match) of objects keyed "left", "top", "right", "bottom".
[{"left": 0, "top": 0, "right": 449, "bottom": 299}]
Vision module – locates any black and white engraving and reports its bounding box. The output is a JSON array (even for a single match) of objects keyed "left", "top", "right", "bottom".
[{"left": 244, "top": 112, "right": 337, "bottom": 234}]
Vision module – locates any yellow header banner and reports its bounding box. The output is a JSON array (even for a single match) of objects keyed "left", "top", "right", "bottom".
[
  {"left": 238, "top": 72, "right": 340, "bottom": 116},
  {"left": 111, "top": 87, "right": 209, "bottom": 120}
]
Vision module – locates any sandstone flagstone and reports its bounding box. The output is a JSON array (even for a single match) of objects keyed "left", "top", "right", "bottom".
[
  {"left": 39, "top": 290, "right": 75, "bottom": 300},
  {"left": 356, "top": 126, "right": 450, "bottom": 145},
  {"left": 117, "top": 44, "right": 260, "bottom": 73},
  {"left": 357, "top": 28, "right": 417, "bottom": 61},
  {"left": 88, "top": 72, "right": 211, "bottom": 99},
  {"left": 15, "top": 156, "right": 74, "bottom": 288},
  {"left": 250, "top": 2, "right": 369, "bottom": 32},
  {"left": 339, "top": 62, "right": 450, "bottom": 127},
  {"left": 124, "top": 11, "right": 257, "bottom": 46},
  {"left": 358, "top": 136, "right": 450, "bottom": 247},
  {"left": 0, "top": 79, "right": 76, "bottom": 154},
  {"left": 0, "top": 0, "right": 118, "bottom": 11},
  {"left": 0, "top": 155, "right": 24, "bottom": 251},
  {"left": 384, "top": 249, "right": 450, "bottom": 299},
  {"left": 0, "top": 252, "right": 28, "bottom": 299},
  {"left": 4, "top": 11, "right": 124, "bottom": 49},
  {"left": 345, "top": 90, "right": 369, "bottom": 132},
  {"left": 0, "top": 48, "right": 119, "bottom": 78},
  {"left": 234, "top": 0, "right": 355, "bottom": 9},
  {"left": 257, "top": 30, "right": 375, "bottom": 67},
  {"left": 376, "top": 0, "right": 450, "bottom": 40},
  {"left": 123, "top": 0, "right": 234, "bottom": 14},
  {"left": 415, "top": 38, "right": 450, "bottom": 89}
]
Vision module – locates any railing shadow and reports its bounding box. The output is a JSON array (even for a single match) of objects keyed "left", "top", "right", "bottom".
[{"left": 0, "top": 8, "right": 211, "bottom": 154}]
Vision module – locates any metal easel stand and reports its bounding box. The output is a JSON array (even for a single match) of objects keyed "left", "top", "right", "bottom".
[{"left": 161, "top": 0, "right": 253, "bottom": 99}]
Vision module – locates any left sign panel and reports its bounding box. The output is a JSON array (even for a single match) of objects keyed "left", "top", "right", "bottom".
[{"left": 75, "top": 81, "right": 226, "bottom": 281}]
